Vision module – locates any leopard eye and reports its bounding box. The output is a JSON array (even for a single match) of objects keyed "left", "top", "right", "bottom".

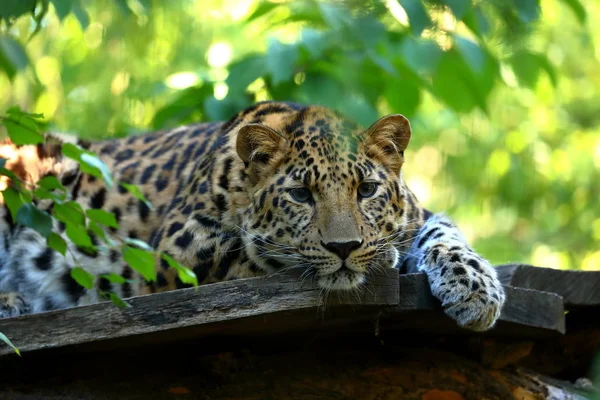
[
  {"left": 358, "top": 182, "right": 378, "bottom": 198},
  {"left": 289, "top": 187, "right": 313, "bottom": 203}
]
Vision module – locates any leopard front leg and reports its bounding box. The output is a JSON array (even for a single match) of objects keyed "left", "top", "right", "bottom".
[{"left": 408, "top": 214, "right": 505, "bottom": 331}]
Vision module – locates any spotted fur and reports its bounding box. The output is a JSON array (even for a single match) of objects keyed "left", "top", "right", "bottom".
[{"left": 0, "top": 101, "right": 505, "bottom": 330}]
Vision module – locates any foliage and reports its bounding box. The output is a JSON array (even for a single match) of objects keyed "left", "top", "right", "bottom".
[
  {"left": 0, "top": 108, "right": 198, "bottom": 312},
  {"left": 0, "top": 0, "right": 598, "bottom": 274}
]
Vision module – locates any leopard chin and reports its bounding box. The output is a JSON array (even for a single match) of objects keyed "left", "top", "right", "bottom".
[{"left": 316, "top": 268, "right": 366, "bottom": 290}]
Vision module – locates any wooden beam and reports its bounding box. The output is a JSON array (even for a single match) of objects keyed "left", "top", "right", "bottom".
[
  {"left": 0, "top": 269, "right": 399, "bottom": 356},
  {"left": 0, "top": 269, "right": 568, "bottom": 357},
  {"left": 496, "top": 264, "right": 600, "bottom": 308},
  {"left": 380, "top": 273, "right": 565, "bottom": 337}
]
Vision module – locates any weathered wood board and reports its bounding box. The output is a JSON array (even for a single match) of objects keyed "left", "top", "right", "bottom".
[
  {"left": 0, "top": 269, "right": 567, "bottom": 357},
  {"left": 496, "top": 264, "right": 600, "bottom": 308}
]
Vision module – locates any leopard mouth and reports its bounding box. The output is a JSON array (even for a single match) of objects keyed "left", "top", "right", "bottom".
[{"left": 316, "top": 265, "right": 365, "bottom": 290}]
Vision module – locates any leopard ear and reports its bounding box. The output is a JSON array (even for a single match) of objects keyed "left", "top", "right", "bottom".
[
  {"left": 236, "top": 123, "right": 286, "bottom": 184},
  {"left": 362, "top": 114, "right": 411, "bottom": 172}
]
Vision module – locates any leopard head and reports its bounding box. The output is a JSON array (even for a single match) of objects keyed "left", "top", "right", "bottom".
[{"left": 236, "top": 107, "right": 412, "bottom": 290}]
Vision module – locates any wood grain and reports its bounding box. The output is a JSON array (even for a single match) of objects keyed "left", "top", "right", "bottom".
[
  {"left": 0, "top": 269, "right": 568, "bottom": 357},
  {"left": 0, "top": 269, "right": 398, "bottom": 356},
  {"left": 496, "top": 264, "right": 600, "bottom": 308}
]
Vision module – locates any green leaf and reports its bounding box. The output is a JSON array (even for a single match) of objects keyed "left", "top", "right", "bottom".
[
  {"left": 266, "top": 39, "right": 298, "bottom": 85},
  {"left": 226, "top": 55, "right": 266, "bottom": 93},
  {"left": 444, "top": 0, "right": 471, "bottom": 20},
  {"left": 108, "top": 292, "right": 131, "bottom": 308},
  {"left": 6, "top": 106, "right": 44, "bottom": 119},
  {"left": 80, "top": 154, "right": 113, "bottom": 189},
  {"left": 16, "top": 203, "right": 53, "bottom": 237},
  {"left": 2, "top": 118, "right": 43, "bottom": 145},
  {"left": 119, "top": 183, "right": 152, "bottom": 209},
  {"left": 124, "top": 237, "right": 153, "bottom": 251},
  {"left": 510, "top": 51, "right": 557, "bottom": 88},
  {"left": 53, "top": 201, "right": 85, "bottom": 226},
  {"left": 454, "top": 36, "right": 485, "bottom": 74},
  {"left": 100, "top": 273, "right": 126, "bottom": 284},
  {"left": 66, "top": 223, "right": 94, "bottom": 249},
  {"left": 38, "top": 175, "right": 65, "bottom": 192},
  {"left": 398, "top": 37, "right": 443, "bottom": 77},
  {"left": 559, "top": 0, "right": 586, "bottom": 24},
  {"left": 47, "top": 232, "right": 67, "bottom": 256},
  {"left": 2, "top": 187, "right": 26, "bottom": 221},
  {"left": 122, "top": 246, "right": 156, "bottom": 282},
  {"left": 512, "top": 0, "right": 540, "bottom": 23},
  {"left": 71, "top": 0, "right": 89, "bottom": 29},
  {"left": 0, "top": 0, "right": 37, "bottom": 21},
  {"left": 317, "top": 3, "right": 350, "bottom": 29},
  {"left": 88, "top": 220, "right": 112, "bottom": 245},
  {"left": 0, "top": 332, "right": 20, "bottom": 356},
  {"left": 246, "top": 1, "right": 280, "bottom": 21},
  {"left": 71, "top": 267, "right": 94, "bottom": 289},
  {"left": 462, "top": 5, "right": 489, "bottom": 37},
  {"left": 161, "top": 253, "right": 198, "bottom": 286},
  {"left": 86, "top": 209, "right": 119, "bottom": 228},
  {"left": 385, "top": 79, "right": 421, "bottom": 117},
  {"left": 62, "top": 143, "right": 113, "bottom": 189},
  {"left": 50, "top": 0, "right": 73, "bottom": 20},
  {"left": 0, "top": 36, "right": 29, "bottom": 81},
  {"left": 398, "top": 0, "right": 431, "bottom": 36}
]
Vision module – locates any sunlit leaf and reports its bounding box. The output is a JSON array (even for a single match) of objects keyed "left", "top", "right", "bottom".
[
  {"left": 62, "top": 143, "right": 114, "bottom": 189},
  {"left": 385, "top": 79, "right": 420, "bottom": 117},
  {"left": 119, "top": 183, "right": 152, "bottom": 209},
  {"left": 246, "top": 1, "right": 281, "bottom": 21},
  {"left": 161, "top": 253, "right": 198, "bottom": 286},
  {"left": 454, "top": 36, "right": 485, "bottom": 74},
  {"left": 38, "top": 175, "right": 65, "bottom": 192},
  {"left": 108, "top": 292, "right": 131, "bottom": 308},
  {"left": 398, "top": 0, "right": 431, "bottom": 36},
  {"left": 88, "top": 220, "right": 112, "bottom": 245},
  {"left": 16, "top": 203, "right": 53, "bottom": 237},
  {"left": 86, "top": 209, "right": 119, "bottom": 228},
  {"left": 124, "top": 237, "right": 153, "bottom": 251},
  {"left": 0, "top": 0, "right": 36, "bottom": 22},
  {"left": 66, "top": 223, "right": 94, "bottom": 249},
  {"left": 72, "top": 0, "right": 89, "bottom": 29},
  {"left": 2, "top": 187, "right": 26, "bottom": 221},
  {"left": 559, "top": 0, "right": 586, "bottom": 24},
  {"left": 512, "top": 0, "right": 540, "bottom": 23},
  {"left": 0, "top": 37, "right": 29, "bottom": 80},
  {"left": 266, "top": 39, "right": 298, "bottom": 85},
  {"left": 2, "top": 118, "right": 43, "bottom": 145},
  {"left": 122, "top": 246, "right": 156, "bottom": 282},
  {"left": 100, "top": 273, "right": 126, "bottom": 284},
  {"left": 53, "top": 201, "right": 85, "bottom": 226},
  {"left": 80, "top": 153, "right": 113, "bottom": 189},
  {"left": 71, "top": 267, "right": 94, "bottom": 289},
  {"left": 0, "top": 332, "right": 20, "bottom": 356},
  {"left": 444, "top": 0, "right": 471, "bottom": 20},
  {"left": 226, "top": 55, "right": 266, "bottom": 93},
  {"left": 47, "top": 232, "right": 67, "bottom": 256},
  {"left": 50, "top": 0, "right": 73, "bottom": 20}
]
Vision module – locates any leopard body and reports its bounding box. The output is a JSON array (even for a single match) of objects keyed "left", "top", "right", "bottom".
[{"left": 0, "top": 101, "right": 505, "bottom": 331}]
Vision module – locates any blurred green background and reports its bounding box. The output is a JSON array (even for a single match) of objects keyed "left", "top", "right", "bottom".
[{"left": 0, "top": 0, "right": 598, "bottom": 270}]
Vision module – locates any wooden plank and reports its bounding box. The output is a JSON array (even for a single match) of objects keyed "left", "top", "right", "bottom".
[
  {"left": 380, "top": 273, "right": 565, "bottom": 336},
  {"left": 0, "top": 269, "right": 399, "bottom": 357},
  {"left": 496, "top": 264, "right": 600, "bottom": 308},
  {"left": 0, "top": 269, "right": 568, "bottom": 357}
]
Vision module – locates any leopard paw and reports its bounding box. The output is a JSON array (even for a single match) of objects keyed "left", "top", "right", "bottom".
[
  {"left": 0, "top": 292, "right": 30, "bottom": 319},
  {"left": 418, "top": 243, "right": 505, "bottom": 331}
]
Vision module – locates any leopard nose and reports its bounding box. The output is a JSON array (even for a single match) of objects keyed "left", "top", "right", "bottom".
[{"left": 322, "top": 240, "right": 362, "bottom": 260}]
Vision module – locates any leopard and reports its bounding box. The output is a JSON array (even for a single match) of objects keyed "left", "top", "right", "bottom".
[{"left": 0, "top": 101, "right": 505, "bottom": 331}]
